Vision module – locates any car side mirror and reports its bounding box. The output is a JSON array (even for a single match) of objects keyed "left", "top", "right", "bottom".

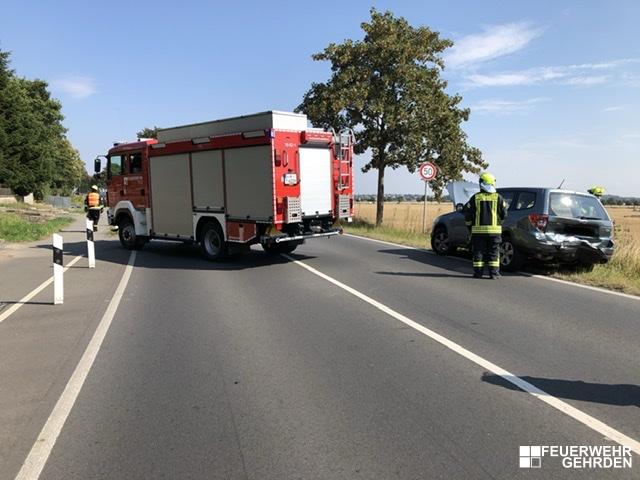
[
  {"left": 94, "top": 157, "right": 101, "bottom": 174},
  {"left": 456, "top": 203, "right": 464, "bottom": 213}
]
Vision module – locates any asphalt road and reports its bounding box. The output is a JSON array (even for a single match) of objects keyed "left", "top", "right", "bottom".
[{"left": 1, "top": 231, "right": 639, "bottom": 479}]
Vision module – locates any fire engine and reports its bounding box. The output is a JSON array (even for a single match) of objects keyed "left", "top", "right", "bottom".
[{"left": 94, "top": 111, "right": 354, "bottom": 260}]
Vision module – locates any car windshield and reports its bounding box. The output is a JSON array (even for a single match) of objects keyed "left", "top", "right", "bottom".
[{"left": 548, "top": 193, "right": 608, "bottom": 220}]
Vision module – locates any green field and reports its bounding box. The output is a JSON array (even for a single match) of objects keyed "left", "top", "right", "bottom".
[{"left": 0, "top": 211, "right": 73, "bottom": 242}]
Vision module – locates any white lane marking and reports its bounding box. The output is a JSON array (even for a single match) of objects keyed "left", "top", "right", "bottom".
[
  {"left": 0, "top": 255, "right": 83, "bottom": 324},
  {"left": 283, "top": 254, "right": 640, "bottom": 455},
  {"left": 344, "top": 233, "right": 640, "bottom": 301},
  {"left": 15, "top": 251, "right": 137, "bottom": 480}
]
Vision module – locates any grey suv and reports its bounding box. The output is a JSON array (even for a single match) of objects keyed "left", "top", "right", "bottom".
[{"left": 431, "top": 186, "right": 615, "bottom": 271}]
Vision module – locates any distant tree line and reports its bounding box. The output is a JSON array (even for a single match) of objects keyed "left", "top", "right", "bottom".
[
  {"left": 0, "top": 49, "right": 86, "bottom": 198},
  {"left": 354, "top": 193, "right": 450, "bottom": 203},
  {"left": 600, "top": 196, "right": 640, "bottom": 206}
]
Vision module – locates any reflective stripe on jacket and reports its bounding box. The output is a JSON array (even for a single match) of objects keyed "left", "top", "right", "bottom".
[
  {"left": 463, "top": 192, "right": 507, "bottom": 235},
  {"left": 87, "top": 192, "right": 101, "bottom": 209}
]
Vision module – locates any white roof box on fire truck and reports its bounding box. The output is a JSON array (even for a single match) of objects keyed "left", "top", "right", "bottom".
[{"left": 156, "top": 110, "right": 310, "bottom": 143}]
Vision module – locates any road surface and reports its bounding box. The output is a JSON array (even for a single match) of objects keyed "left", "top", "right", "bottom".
[{"left": 1, "top": 228, "right": 638, "bottom": 479}]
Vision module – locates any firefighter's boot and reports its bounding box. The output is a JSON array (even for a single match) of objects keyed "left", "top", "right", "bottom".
[{"left": 473, "top": 268, "right": 483, "bottom": 279}]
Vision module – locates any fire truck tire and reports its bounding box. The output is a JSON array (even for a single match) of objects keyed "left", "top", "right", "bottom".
[
  {"left": 118, "top": 217, "right": 146, "bottom": 250},
  {"left": 261, "top": 243, "right": 298, "bottom": 255},
  {"left": 200, "top": 221, "right": 227, "bottom": 261}
]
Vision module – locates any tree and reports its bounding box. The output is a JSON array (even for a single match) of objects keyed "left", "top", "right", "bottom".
[
  {"left": 296, "top": 9, "right": 485, "bottom": 225},
  {"left": 0, "top": 49, "right": 85, "bottom": 198},
  {"left": 50, "top": 137, "right": 86, "bottom": 195},
  {"left": 137, "top": 126, "right": 159, "bottom": 139}
]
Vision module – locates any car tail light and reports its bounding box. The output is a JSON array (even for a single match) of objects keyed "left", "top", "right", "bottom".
[
  {"left": 528, "top": 213, "right": 548, "bottom": 231},
  {"left": 276, "top": 198, "right": 284, "bottom": 215}
]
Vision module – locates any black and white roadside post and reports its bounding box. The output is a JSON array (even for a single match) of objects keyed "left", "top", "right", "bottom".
[
  {"left": 418, "top": 161, "right": 437, "bottom": 233},
  {"left": 53, "top": 233, "right": 64, "bottom": 304},
  {"left": 86, "top": 218, "right": 95, "bottom": 269}
]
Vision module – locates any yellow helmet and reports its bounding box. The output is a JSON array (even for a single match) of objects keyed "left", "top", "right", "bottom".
[
  {"left": 588, "top": 186, "right": 605, "bottom": 197},
  {"left": 479, "top": 172, "right": 497, "bottom": 193},
  {"left": 91, "top": 185, "right": 99, "bottom": 191}
]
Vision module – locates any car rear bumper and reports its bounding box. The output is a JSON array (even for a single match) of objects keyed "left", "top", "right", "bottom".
[{"left": 526, "top": 232, "right": 614, "bottom": 264}]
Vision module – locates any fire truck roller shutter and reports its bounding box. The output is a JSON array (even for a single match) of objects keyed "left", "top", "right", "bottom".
[
  {"left": 192, "top": 150, "right": 224, "bottom": 210},
  {"left": 149, "top": 154, "right": 193, "bottom": 237},
  {"left": 299, "top": 147, "right": 332, "bottom": 217},
  {"left": 225, "top": 145, "right": 273, "bottom": 221}
]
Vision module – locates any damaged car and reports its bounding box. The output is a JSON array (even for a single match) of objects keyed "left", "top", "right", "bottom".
[{"left": 431, "top": 183, "right": 615, "bottom": 272}]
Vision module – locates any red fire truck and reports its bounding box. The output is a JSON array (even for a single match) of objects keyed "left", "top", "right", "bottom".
[{"left": 94, "top": 111, "right": 353, "bottom": 260}]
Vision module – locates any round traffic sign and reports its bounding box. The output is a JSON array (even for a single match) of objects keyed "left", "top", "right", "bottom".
[{"left": 418, "top": 162, "right": 437, "bottom": 181}]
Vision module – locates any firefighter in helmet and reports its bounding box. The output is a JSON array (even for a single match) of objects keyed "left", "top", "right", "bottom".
[
  {"left": 463, "top": 173, "right": 508, "bottom": 279},
  {"left": 85, "top": 185, "right": 104, "bottom": 232}
]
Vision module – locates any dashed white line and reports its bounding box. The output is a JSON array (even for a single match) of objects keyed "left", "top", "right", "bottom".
[
  {"left": 0, "top": 255, "right": 83, "bottom": 324},
  {"left": 284, "top": 253, "right": 640, "bottom": 455},
  {"left": 15, "top": 251, "right": 137, "bottom": 480}
]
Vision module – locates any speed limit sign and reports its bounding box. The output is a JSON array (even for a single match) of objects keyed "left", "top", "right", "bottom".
[{"left": 418, "top": 162, "right": 437, "bottom": 181}]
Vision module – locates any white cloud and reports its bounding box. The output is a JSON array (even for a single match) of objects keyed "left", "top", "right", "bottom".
[
  {"left": 563, "top": 75, "right": 610, "bottom": 86},
  {"left": 603, "top": 106, "right": 623, "bottom": 112},
  {"left": 51, "top": 76, "right": 96, "bottom": 99},
  {"left": 471, "top": 97, "right": 549, "bottom": 115},
  {"left": 464, "top": 59, "right": 637, "bottom": 88},
  {"left": 445, "top": 22, "right": 542, "bottom": 68}
]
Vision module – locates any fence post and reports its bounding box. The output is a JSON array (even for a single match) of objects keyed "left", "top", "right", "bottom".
[
  {"left": 86, "top": 219, "right": 95, "bottom": 268},
  {"left": 53, "top": 234, "right": 64, "bottom": 304}
]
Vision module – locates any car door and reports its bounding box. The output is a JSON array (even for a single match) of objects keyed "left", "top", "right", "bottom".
[{"left": 122, "top": 151, "right": 148, "bottom": 209}]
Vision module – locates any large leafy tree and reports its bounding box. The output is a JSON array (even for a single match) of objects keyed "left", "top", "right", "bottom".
[
  {"left": 296, "top": 9, "right": 485, "bottom": 225},
  {"left": 0, "top": 49, "right": 86, "bottom": 198}
]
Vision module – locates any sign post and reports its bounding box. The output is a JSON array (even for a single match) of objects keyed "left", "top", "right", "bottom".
[
  {"left": 52, "top": 234, "right": 64, "bottom": 304},
  {"left": 86, "top": 219, "right": 95, "bottom": 268},
  {"left": 418, "top": 162, "right": 437, "bottom": 233}
]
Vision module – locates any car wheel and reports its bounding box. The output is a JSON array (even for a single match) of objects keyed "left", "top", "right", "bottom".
[
  {"left": 500, "top": 237, "right": 524, "bottom": 271},
  {"left": 431, "top": 226, "right": 454, "bottom": 255},
  {"left": 118, "top": 217, "right": 146, "bottom": 250},
  {"left": 200, "top": 221, "right": 227, "bottom": 261}
]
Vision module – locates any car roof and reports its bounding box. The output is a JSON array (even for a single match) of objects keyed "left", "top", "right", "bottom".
[{"left": 498, "top": 187, "right": 595, "bottom": 196}]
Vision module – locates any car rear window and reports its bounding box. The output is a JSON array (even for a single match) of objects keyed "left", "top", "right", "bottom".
[
  {"left": 548, "top": 193, "right": 608, "bottom": 220},
  {"left": 514, "top": 191, "right": 536, "bottom": 210}
]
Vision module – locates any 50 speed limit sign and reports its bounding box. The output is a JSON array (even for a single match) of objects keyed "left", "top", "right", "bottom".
[{"left": 418, "top": 162, "right": 437, "bottom": 181}]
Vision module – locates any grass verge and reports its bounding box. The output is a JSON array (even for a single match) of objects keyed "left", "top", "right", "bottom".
[
  {"left": 343, "top": 217, "right": 640, "bottom": 297},
  {"left": 0, "top": 212, "right": 74, "bottom": 242},
  {"left": 342, "top": 218, "right": 430, "bottom": 249}
]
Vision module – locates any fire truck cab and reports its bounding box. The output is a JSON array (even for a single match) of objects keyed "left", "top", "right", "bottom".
[{"left": 95, "top": 111, "right": 353, "bottom": 260}]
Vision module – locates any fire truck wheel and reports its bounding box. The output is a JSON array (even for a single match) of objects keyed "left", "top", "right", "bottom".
[
  {"left": 262, "top": 243, "right": 298, "bottom": 255},
  {"left": 118, "top": 217, "right": 146, "bottom": 250},
  {"left": 200, "top": 221, "right": 227, "bottom": 261}
]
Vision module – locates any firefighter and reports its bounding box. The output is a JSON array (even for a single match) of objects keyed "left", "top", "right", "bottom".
[
  {"left": 463, "top": 173, "right": 507, "bottom": 279},
  {"left": 85, "top": 185, "right": 103, "bottom": 232},
  {"left": 588, "top": 186, "right": 605, "bottom": 198}
]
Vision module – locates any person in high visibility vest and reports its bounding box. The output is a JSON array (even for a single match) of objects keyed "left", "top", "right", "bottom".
[
  {"left": 84, "top": 185, "right": 104, "bottom": 232},
  {"left": 463, "top": 173, "right": 508, "bottom": 279}
]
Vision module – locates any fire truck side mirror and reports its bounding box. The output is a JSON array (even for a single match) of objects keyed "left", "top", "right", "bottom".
[{"left": 94, "top": 157, "right": 101, "bottom": 174}]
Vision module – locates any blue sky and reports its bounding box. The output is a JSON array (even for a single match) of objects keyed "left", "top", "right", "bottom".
[{"left": 2, "top": 0, "right": 639, "bottom": 196}]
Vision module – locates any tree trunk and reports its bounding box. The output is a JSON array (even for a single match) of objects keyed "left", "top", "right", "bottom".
[{"left": 376, "top": 165, "right": 385, "bottom": 226}]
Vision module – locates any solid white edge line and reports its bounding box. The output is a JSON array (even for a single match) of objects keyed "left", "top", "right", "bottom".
[
  {"left": 283, "top": 253, "right": 640, "bottom": 456},
  {"left": 0, "top": 255, "right": 83, "bottom": 324},
  {"left": 343, "top": 233, "right": 640, "bottom": 302},
  {"left": 15, "top": 251, "right": 137, "bottom": 480}
]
